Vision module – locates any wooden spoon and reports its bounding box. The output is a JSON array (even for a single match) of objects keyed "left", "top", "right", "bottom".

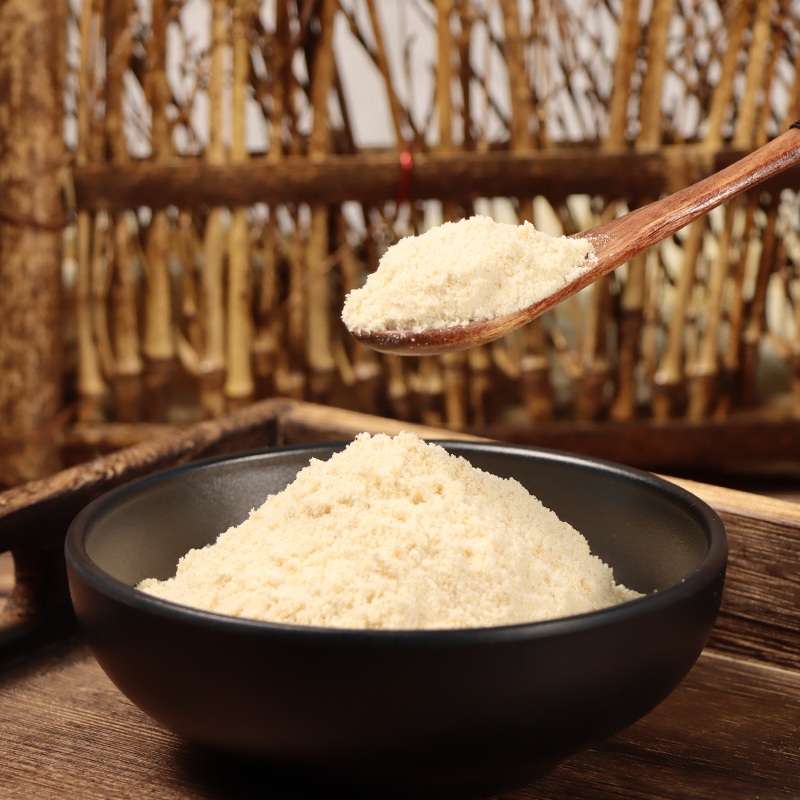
[{"left": 350, "top": 124, "right": 800, "bottom": 356}]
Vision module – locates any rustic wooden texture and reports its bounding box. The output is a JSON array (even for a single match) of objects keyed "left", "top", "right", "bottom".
[
  {"left": 0, "top": 0, "right": 66, "bottom": 485},
  {"left": 69, "top": 146, "right": 800, "bottom": 212},
  {"left": 670, "top": 477, "right": 800, "bottom": 672},
  {"left": 0, "top": 645, "right": 797, "bottom": 798},
  {"left": 0, "top": 399, "right": 290, "bottom": 554},
  {"left": 0, "top": 400, "right": 284, "bottom": 649},
  {"left": 37, "top": 0, "right": 800, "bottom": 451},
  {"left": 469, "top": 414, "right": 800, "bottom": 471},
  {"left": 272, "top": 400, "right": 482, "bottom": 446},
  {"left": 0, "top": 401, "right": 799, "bottom": 796},
  {"left": 353, "top": 128, "right": 800, "bottom": 356},
  {"left": 60, "top": 422, "right": 185, "bottom": 466},
  {"left": 0, "top": 551, "right": 13, "bottom": 602}
]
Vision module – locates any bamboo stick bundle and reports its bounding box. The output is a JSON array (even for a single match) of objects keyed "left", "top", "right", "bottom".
[
  {"left": 175, "top": 211, "right": 204, "bottom": 373},
  {"left": 75, "top": 0, "right": 106, "bottom": 423},
  {"left": 762, "top": 242, "right": 798, "bottom": 410},
  {"left": 715, "top": 2, "right": 790, "bottom": 413},
  {"left": 142, "top": 0, "right": 176, "bottom": 422},
  {"left": 497, "top": 0, "right": 556, "bottom": 424},
  {"left": 199, "top": 0, "right": 229, "bottom": 419},
  {"left": 636, "top": 0, "right": 673, "bottom": 152},
  {"left": 383, "top": 353, "right": 413, "bottom": 421},
  {"left": 336, "top": 213, "right": 382, "bottom": 415},
  {"left": 267, "top": 0, "right": 289, "bottom": 162},
  {"left": 715, "top": 2, "right": 800, "bottom": 417},
  {"left": 104, "top": 0, "right": 142, "bottom": 422},
  {"left": 415, "top": 355, "right": 445, "bottom": 427},
  {"left": 304, "top": 0, "right": 338, "bottom": 403},
  {"left": 605, "top": 0, "right": 641, "bottom": 149},
  {"left": 250, "top": 1, "right": 290, "bottom": 399},
  {"left": 46, "top": 0, "right": 800, "bottom": 438},
  {"left": 435, "top": 0, "right": 469, "bottom": 430},
  {"left": 455, "top": 4, "right": 492, "bottom": 425},
  {"left": 609, "top": 249, "right": 646, "bottom": 420},
  {"left": 325, "top": 7, "right": 401, "bottom": 417},
  {"left": 76, "top": 211, "right": 106, "bottom": 423},
  {"left": 456, "top": 0, "right": 475, "bottom": 151},
  {"left": 610, "top": 0, "right": 673, "bottom": 421},
  {"left": 252, "top": 215, "right": 279, "bottom": 399},
  {"left": 574, "top": 275, "right": 615, "bottom": 422},
  {"left": 276, "top": 215, "right": 307, "bottom": 401},
  {"left": 110, "top": 209, "right": 144, "bottom": 423},
  {"left": 741, "top": 200, "right": 781, "bottom": 406},
  {"left": 571, "top": 0, "right": 642, "bottom": 421},
  {"left": 399, "top": 203, "right": 444, "bottom": 425},
  {"left": 359, "top": 213, "right": 412, "bottom": 420},
  {"left": 715, "top": 194, "right": 759, "bottom": 417},
  {"left": 90, "top": 212, "right": 116, "bottom": 383},
  {"left": 225, "top": 0, "right": 255, "bottom": 412},
  {"left": 686, "top": 0, "right": 776, "bottom": 418},
  {"left": 652, "top": 0, "right": 756, "bottom": 419},
  {"left": 364, "top": 0, "right": 407, "bottom": 147},
  {"left": 639, "top": 247, "right": 663, "bottom": 383},
  {"left": 686, "top": 205, "right": 737, "bottom": 419},
  {"left": 518, "top": 197, "right": 563, "bottom": 422}
]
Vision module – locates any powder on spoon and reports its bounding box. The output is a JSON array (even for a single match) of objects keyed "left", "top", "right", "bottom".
[
  {"left": 341, "top": 215, "right": 595, "bottom": 333},
  {"left": 138, "top": 432, "right": 639, "bottom": 630}
]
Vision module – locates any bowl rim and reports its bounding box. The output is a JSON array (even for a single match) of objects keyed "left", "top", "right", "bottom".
[{"left": 66, "top": 439, "right": 728, "bottom": 645}]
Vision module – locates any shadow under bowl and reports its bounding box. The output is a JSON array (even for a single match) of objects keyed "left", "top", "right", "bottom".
[{"left": 66, "top": 441, "right": 727, "bottom": 795}]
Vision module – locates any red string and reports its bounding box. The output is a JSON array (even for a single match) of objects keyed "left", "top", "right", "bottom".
[{"left": 397, "top": 147, "right": 413, "bottom": 207}]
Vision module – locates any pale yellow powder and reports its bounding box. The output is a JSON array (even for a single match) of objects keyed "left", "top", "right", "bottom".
[
  {"left": 341, "top": 216, "right": 595, "bottom": 333},
  {"left": 138, "top": 433, "right": 639, "bottom": 630}
]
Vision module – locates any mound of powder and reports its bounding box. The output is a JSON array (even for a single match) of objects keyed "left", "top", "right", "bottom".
[
  {"left": 138, "top": 432, "right": 639, "bottom": 630},
  {"left": 341, "top": 216, "right": 595, "bottom": 333}
]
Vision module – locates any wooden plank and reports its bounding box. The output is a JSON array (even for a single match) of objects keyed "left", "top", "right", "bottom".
[
  {"left": 530, "top": 652, "right": 800, "bottom": 799},
  {"left": 0, "top": 642, "right": 796, "bottom": 798},
  {"left": 58, "top": 414, "right": 800, "bottom": 474},
  {"left": 70, "top": 146, "right": 800, "bottom": 212},
  {"left": 470, "top": 415, "right": 800, "bottom": 471},
  {"left": 0, "top": 551, "right": 12, "bottom": 601},
  {"left": 0, "top": 399, "right": 287, "bottom": 553},
  {"left": 275, "top": 401, "right": 484, "bottom": 445}
]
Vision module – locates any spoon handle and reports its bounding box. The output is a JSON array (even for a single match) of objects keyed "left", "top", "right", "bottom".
[{"left": 579, "top": 124, "right": 800, "bottom": 269}]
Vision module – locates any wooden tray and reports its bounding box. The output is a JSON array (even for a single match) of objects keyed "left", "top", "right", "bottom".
[{"left": 1, "top": 400, "right": 798, "bottom": 799}]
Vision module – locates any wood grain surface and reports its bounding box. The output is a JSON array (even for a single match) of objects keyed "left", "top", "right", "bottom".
[
  {"left": 70, "top": 145, "right": 800, "bottom": 212},
  {"left": 1, "top": 641, "right": 797, "bottom": 799},
  {"left": 466, "top": 414, "right": 800, "bottom": 472},
  {"left": 0, "top": 551, "right": 12, "bottom": 603},
  {"left": 1, "top": 400, "right": 799, "bottom": 798}
]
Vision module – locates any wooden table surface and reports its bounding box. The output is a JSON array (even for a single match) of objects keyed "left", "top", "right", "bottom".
[
  {"left": 2, "top": 638, "right": 798, "bottom": 800},
  {"left": 1, "top": 401, "right": 799, "bottom": 799}
]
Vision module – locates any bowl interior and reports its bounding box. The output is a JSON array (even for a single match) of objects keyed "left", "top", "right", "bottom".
[{"left": 82, "top": 442, "right": 713, "bottom": 600}]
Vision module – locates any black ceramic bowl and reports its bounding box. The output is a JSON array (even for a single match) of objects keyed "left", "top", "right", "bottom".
[{"left": 66, "top": 441, "right": 727, "bottom": 794}]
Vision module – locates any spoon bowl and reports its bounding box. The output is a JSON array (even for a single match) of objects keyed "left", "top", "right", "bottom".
[{"left": 351, "top": 125, "right": 800, "bottom": 356}]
